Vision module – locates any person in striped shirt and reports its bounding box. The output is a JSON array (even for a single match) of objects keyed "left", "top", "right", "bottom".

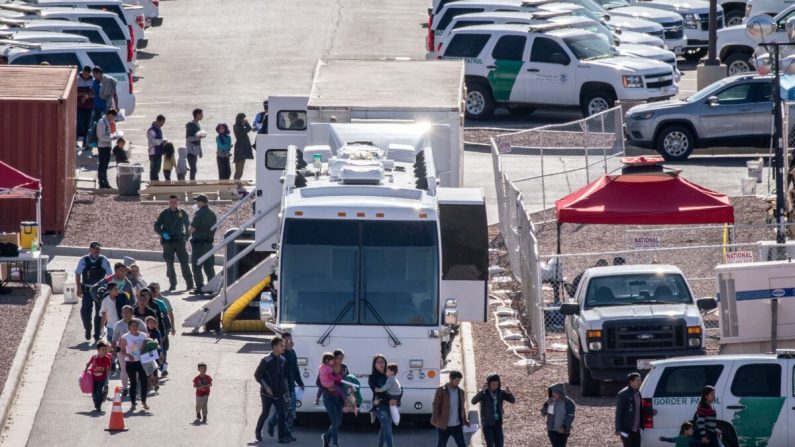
[{"left": 695, "top": 385, "right": 719, "bottom": 446}]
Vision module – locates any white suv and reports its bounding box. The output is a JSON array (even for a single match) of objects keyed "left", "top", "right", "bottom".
[
  {"left": 440, "top": 24, "right": 677, "bottom": 118},
  {"left": 0, "top": 6, "right": 136, "bottom": 65},
  {"left": 745, "top": 0, "right": 791, "bottom": 21},
  {"left": 1, "top": 40, "right": 136, "bottom": 114},
  {"left": 718, "top": 4, "right": 795, "bottom": 75},
  {"left": 640, "top": 351, "right": 795, "bottom": 447},
  {"left": 0, "top": 28, "right": 89, "bottom": 42},
  {"left": 0, "top": 18, "right": 115, "bottom": 48}
]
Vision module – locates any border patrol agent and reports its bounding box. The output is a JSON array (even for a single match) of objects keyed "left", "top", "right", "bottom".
[
  {"left": 75, "top": 241, "right": 112, "bottom": 342},
  {"left": 154, "top": 195, "right": 194, "bottom": 292},
  {"left": 190, "top": 194, "right": 217, "bottom": 294}
]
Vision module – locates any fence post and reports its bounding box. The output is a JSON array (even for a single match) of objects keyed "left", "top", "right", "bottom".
[
  {"left": 540, "top": 143, "right": 547, "bottom": 221},
  {"left": 583, "top": 121, "right": 590, "bottom": 184}
]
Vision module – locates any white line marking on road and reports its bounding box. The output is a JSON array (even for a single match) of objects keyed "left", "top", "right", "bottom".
[{"left": 136, "top": 101, "right": 173, "bottom": 105}]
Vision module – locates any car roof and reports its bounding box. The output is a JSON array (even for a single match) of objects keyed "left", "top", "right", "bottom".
[
  {"left": 450, "top": 22, "right": 561, "bottom": 33},
  {"left": 1, "top": 40, "right": 115, "bottom": 53},
  {"left": 443, "top": 0, "right": 525, "bottom": 8},
  {"left": 725, "top": 73, "right": 773, "bottom": 82},
  {"left": 651, "top": 353, "right": 779, "bottom": 368},
  {"left": 586, "top": 264, "right": 685, "bottom": 276},
  {"left": 0, "top": 29, "right": 88, "bottom": 41},
  {"left": 0, "top": 5, "right": 121, "bottom": 17},
  {"left": 23, "top": 0, "right": 124, "bottom": 4},
  {"left": 2, "top": 18, "right": 102, "bottom": 29}
]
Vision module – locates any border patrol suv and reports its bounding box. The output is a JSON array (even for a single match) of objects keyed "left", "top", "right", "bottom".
[
  {"left": 639, "top": 350, "right": 795, "bottom": 447},
  {"left": 440, "top": 24, "right": 678, "bottom": 118}
]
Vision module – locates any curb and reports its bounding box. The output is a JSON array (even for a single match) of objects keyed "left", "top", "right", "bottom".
[
  {"left": 43, "top": 245, "right": 224, "bottom": 264},
  {"left": 461, "top": 322, "right": 483, "bottom": 447},
  {"left": 0, "top": 285, "right": 52, "bottom": 435}
]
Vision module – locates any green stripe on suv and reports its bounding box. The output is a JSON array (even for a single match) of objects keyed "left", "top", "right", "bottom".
[
  {"left": 731, "top": 397, "right": 785, "bottom": 446},
  {"left": 486, "top": 59, "right": 523, "bottom": 102}
]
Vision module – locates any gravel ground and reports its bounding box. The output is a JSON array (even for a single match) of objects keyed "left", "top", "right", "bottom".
[
  {"left": 0, "top": 285, "right": 35, "bottom": 396},
  {"left": 464, "top": 126, "right": 617, "bottom": 149},
  {"left": 43, "top": 192, "right": 253, "bottom": 252}
]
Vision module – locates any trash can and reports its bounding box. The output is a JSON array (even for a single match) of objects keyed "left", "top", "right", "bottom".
[
  {"left": 116, "top": 163, "right": 145, "bottom": 196},
  {"left": 47, "top": 269, "right": 66, "bottom": 293}
]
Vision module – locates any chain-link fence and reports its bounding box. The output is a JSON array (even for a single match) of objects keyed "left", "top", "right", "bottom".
[
  {"left": 493, "top": 107, "right": 624, "bottom": 223},
  {"left": 490, "top": 106, "right": 792, "bottom": 361}
]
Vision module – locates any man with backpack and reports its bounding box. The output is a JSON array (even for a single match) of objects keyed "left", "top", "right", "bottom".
[{"left": 75, "top": 242, "right": 113, "bottom": 343}]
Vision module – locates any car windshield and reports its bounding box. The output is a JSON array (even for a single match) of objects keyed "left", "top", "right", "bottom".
[
  {"left": 567, "top": 0, "right": 610, "bottom": 15},
  {"left": 280, "top": 219, "right": 439, "bottom": 326},
  {"left": 584, "top": 273, "right": 693, "bottom": 308},
  {"left": 565, "top": 34, "right": 618, "bottom": 60},
  {"left": 581, "top": 21, "right": 616, "bottom": 42},
  {"left": 684, "top": 78, "right": 735, "bottom": 102},
  {"left": 592, "top": 0, "right": 631, "bottom": 10}
]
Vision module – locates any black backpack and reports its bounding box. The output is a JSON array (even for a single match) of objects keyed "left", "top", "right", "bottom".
[{"left": 0, "top": 242, "right": 18, "bottom": 257}]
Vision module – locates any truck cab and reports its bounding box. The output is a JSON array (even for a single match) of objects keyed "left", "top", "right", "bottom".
[{"left": 560, "top": 264, "right": 716, "bottom": 396}]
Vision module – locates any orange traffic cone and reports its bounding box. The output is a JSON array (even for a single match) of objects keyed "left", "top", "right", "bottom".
[{"left": 105, "top": 386, "right": 128, "bottom": 432}]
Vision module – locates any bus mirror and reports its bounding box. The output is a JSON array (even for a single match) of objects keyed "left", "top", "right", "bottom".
[
  {"left": 444, "top": 298, "right": 458, "bottom": 325},
  {"left": 260, "top": 291, "right": 275, "bottom": 322}
]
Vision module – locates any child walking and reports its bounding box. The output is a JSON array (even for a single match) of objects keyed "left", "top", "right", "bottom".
[
  {"left": 162, "top": 142, "right": 176, "bottom": 181},
  {"left": 193, "top": 362, "right": 212, "bottom": 423},
  {"left": 374, "top": 363, "right": 403, "bottom": 424},
  {"left": 215, "top": 123, "right": 233, "bottom": 180},
  {"left": 85, "top": 340, "right": 112, "bottom": 412},
  {"left": 176, "top": 146, "right": 188, "bottom": 181},
  {"left": 660, "top": 421, "right": 696, "bottom": 447},
  {"left": 145, "top": 316, "right": 162, "bottom": 392}
]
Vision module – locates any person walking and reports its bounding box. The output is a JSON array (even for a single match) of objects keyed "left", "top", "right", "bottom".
[
  {"left": 193, "top": 362, "right": 212, "bottom": 423},
  {"left": 91, "top": 66, "right": 118, "bottom": 115},
  {"left": 76, "top": 66, "right": 94, "bottom": 147},
  {"left": 368, "top": 354, "right": 396, "bottom": 447},
  {"left": 112, "top": 306, "right": 143, "bottom": 397},
  {"left": 267, "top": 332, "right": 302, "bottom": 440},
  {"left": 473, "top": 373, "right": 516, "bottom": 447},
  {"left": 185, "top": 108, "right": 205, "bottom": 180},
  {"left": 232, "top": 112, "right": 253, "bottom": 180},
  {"left": 119, "top": 319, "right": 149, "bottom": 411},
  {"left": 616, "top": 372, "right": 644, "bottom": 447},
  {"left": 85, "top": 340, "right": 112, "bottom": 413},
  {"left": 147, "top": 115, "right": 166, "bottom": 181},
  {"left": 215, "top": 123, "right": 232, "bottom": 180},
  {"left": 162, "top": 142, "right": 176, "bottom": 181},
  {"left": 96, "top": 108, "right": 118, "bottom": 189},
  {"left": 694, "top": 386, "right": 719, "bottom": 446},
  {"left": 99, "top": 282, "right": 122, "bottom": 344},
  {"left": 154, "top": 195, "right": 194, "bottom": 292},
  {"left": 540, "top": 383, "right": 575, "bottom": 447},
  {"left": 189, "top": 194, "right": 217, "bottom": 294},
  {"left": 75, "top": 241, "right": 112, "bottom": 343},
  {"left": 254, "top": 337, "right": 290, "bottom": 443},
  {"left": 149, "top": 282, "right": 175, "bottom": 376},
  {"left": 319, "top": 352, "right": 344, "bottom": 447},
  {"left": 431, "top": 370, "right": 470, "bottom": 447}
]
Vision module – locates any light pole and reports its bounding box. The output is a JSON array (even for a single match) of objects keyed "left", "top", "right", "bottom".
[{"left": 745, "top": 15, "right": 795, "bottom": 247}]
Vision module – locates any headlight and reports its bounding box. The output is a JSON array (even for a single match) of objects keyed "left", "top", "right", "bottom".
[
  {"left": 623, "top": 75, "right": 644, "bottom": 88},
  {"left": 688, "top": 338, "right": 701, "bottom": 347},
  {"left": 683, "top": 13, "right": 699, "bottom": 28},
  {"left": 630, "top": 111, "right": 655, "bottom": 120},
  {"left": 588, "top": 341, "right": 602, "bottom": 351}
]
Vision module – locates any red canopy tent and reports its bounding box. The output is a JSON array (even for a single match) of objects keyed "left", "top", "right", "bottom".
[
  {"left": 555, "top": 172, "right": 735, "bottom": 225},
  {"left": 0, "top": 160, "right": 43, "bottom": 286}
]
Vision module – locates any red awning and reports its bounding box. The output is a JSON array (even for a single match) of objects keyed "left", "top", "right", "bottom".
[
  {"left": 556, "top": 172, "right": 734, "bottom": 225},
  {"left": 0, "top": 160, "right": 41, "bottom": 199}
]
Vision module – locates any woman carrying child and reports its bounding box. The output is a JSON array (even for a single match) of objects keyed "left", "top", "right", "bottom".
[
  {"left": 319, "top": 352, "right": 344, "bottom": 447},
  {"left": 369, "top": 354, "right": 398, "bottom": 447}
]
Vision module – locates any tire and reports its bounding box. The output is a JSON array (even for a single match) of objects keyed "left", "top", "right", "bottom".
[
  {"left": 724, "top": 51, "right": 754, "bottom": 76},
  {"left": 465, "top": 82, "right": 495, "bottom": 120},
  {"left": 716, "top": 422, "right": 739, "bottom": 447},
  {"left": 580, "top": 89, "right": 615, "bottom": 117},
  {"left": 724, "top": 9, "right": 744, "bottom": 26},
  {"left": 656, "top": 125, "right": 695, "bottom": 161},
  {"left": 507, "top": 105, "right": 536, "bottom": 117},
  {"left": 567, "top": 345, "right": 581, "bottom": 385},
  {"left": 579, "top": 350, "right": 601, "bottom": 397},
  {"left": 683, "top": 48, "right": 706, "bottom": 62}
]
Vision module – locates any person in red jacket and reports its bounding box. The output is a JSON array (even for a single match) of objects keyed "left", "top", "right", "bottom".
[
  {"left": 193, "top": 362, "right": 212, "bottom": 424},
  {"left": 86, "top": 340, "right": 112, "bottom": 413}
]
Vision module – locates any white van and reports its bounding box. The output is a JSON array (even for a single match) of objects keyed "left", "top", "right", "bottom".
[
  {"left": 1, "top": 40, "right": 136, "bottom": 114},
  {"left": 640, "top": 351, "right": 795, "bottom": 447}
]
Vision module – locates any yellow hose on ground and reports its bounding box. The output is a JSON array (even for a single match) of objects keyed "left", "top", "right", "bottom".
[{"left": 222, "top": 276, "right": 271, "bottom": 332}]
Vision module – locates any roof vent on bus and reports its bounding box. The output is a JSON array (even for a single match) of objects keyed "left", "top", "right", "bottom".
[
  {"left": 386, "top": 144, "right": 416, "bottom": 163},
  {"left": 302, "top": 145, "right": 333, "bottom": 164},
  {"left": 338, "top": 162, "right": 385, "bottom": 185}
]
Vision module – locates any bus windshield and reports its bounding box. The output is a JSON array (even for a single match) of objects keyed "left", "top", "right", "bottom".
[{"left": 280, "top": 219, "right": 439, "bottom": 326}]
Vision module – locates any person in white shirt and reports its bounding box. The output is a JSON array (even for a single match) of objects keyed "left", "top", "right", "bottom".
[
  {"left": 147, "top": 115, "right": 166, "bottom": 181},
  {"left": 100, "top": 283, "right": 122, "bottom": 341}
]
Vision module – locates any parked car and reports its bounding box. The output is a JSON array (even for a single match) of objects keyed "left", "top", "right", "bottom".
[
  {"left": 718, "top": 4, "right": 795, "bottom": 75},
  {"left": 624, "top": 73, "right": 772, "bottom": 160},
  {"left": 0, "top": 28, "right": 89, "bottom": 42},
  {"left": 0, "top": 19, "right": 118, "bottom": 60},
  {"left": 0, "top": 5, "right": 136, "bottom": 64},
  {"left": 559, "top": 264, "right": 716, "bottom": 396},
  {"left": 1, "top": 40, "right": 136, "bottom": 114},
  {"left": 122, "top": 0, "right": 158, "bottom": 26},
  {"left": 745, "top": 0, "right": 792, "bottom": 21},
  {"left": 639, "top": 350, "right": 795, "bottom": 447}
]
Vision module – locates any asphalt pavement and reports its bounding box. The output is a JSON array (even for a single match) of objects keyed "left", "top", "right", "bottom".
[{"left": 12, "top": 255, "right": 452, "bottom": 446}]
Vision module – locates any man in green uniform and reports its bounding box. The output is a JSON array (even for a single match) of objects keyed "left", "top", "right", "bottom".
[
  {"left": 154, "top": 195, "right": 194, "bottom": 292},
  {"left": 189, "top": 194, "right": 217, "bottom": 294}
]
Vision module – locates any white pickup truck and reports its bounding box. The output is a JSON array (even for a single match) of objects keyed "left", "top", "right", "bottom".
[
  {"left": 718, "top": 4, "right": 795, "bottom": 75},
  {"left": 559, "top": 264, "right": 717, "bottom": 396}
]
